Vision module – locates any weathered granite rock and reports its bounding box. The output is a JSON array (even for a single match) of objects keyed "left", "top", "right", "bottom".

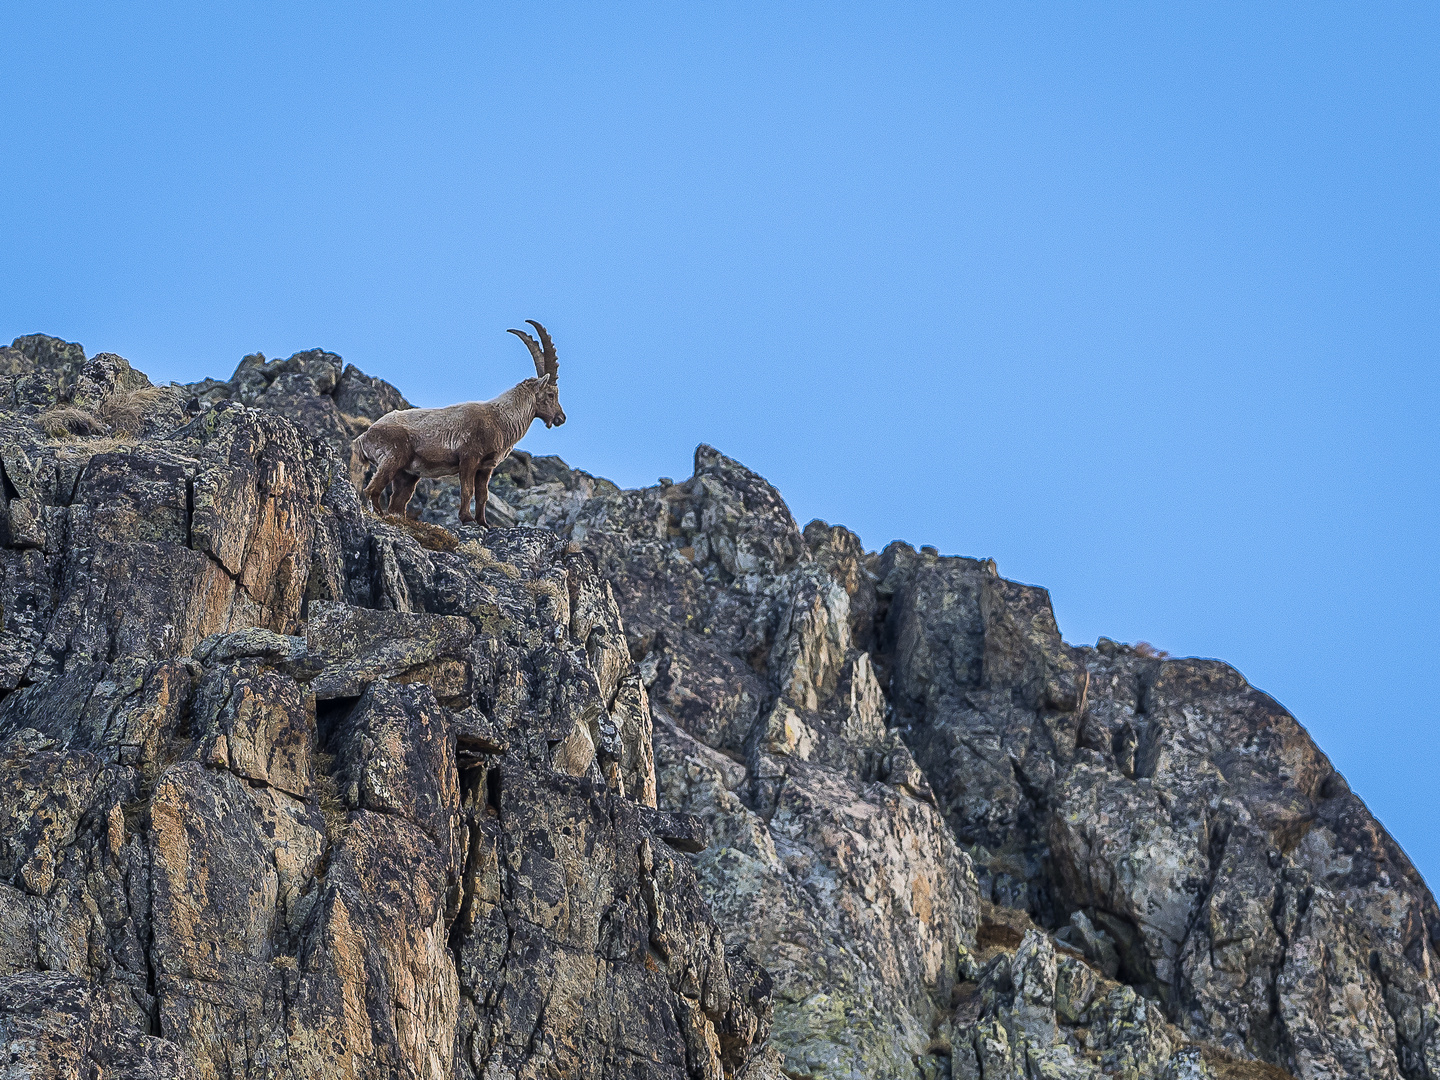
[
  {"left": 181, "top": 347, "right": 411, "bottom": 490},
  {"left": 470, "top": 442, "right": 1439, "bottom": 1079},
  {"left": 0, "top": 972, "right": 194, "bottom": 1080},
  {"left": 0, "top": 336, "right": 771, "bottom": 1079},
  {"left": 492, "top": 446, "right": 983, "bottom": 1077},
  {"left": 3, "top": 332, "right": 1435, "bottom": 1080},
  {"left": 876, "top": 542, "right": 1440, "bottom": 1078}
]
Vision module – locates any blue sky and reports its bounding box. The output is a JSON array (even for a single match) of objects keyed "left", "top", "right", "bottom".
[{"left": 4, "top": 3, "right": 1437, "bottom": 884}]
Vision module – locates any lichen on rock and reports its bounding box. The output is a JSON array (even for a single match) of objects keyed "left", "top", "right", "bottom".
[
  {"left": 0, "top": 332, "right": 1435, "bottom": 1080},
  {"left": 0, "top": 335, "right": 772, "bottom": 1079}
]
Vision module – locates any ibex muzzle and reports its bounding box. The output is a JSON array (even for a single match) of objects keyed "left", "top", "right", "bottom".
[{"left": 355, "top": 320, "right": 564, "bottom": 525}]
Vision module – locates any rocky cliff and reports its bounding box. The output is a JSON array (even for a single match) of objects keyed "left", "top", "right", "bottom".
[{"left": 0, "top": 335, "right": 1436, "bottom": 1080}]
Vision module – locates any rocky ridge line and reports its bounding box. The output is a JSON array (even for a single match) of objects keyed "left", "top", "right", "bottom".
[
  {"left": 0, "top": 337, "right": 774, "bottom": 1080},
  {"left": 0, "top": 335, "right": 1436, "bottom": 1080}
]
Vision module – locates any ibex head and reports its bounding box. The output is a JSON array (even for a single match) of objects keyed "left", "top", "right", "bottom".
[{"left": 507, "top": 320, "right": 566, "bottom": 428}]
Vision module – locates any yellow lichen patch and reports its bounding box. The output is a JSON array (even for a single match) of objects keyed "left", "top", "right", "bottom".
[
  {"left": 909, "top": 872, "right": 933, "bottom": 923},
  {"left": 456, "top": 540, "right": 522, "bottom": 580}
]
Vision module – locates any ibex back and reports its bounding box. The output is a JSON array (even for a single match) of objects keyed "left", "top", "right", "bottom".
[{"left": 355, "top": 320, "right": 565, "bottom": 526}]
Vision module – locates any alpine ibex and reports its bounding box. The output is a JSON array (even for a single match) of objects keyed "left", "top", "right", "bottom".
[{"left": 356, "top": 320, "right": 565, "bottom": 525}]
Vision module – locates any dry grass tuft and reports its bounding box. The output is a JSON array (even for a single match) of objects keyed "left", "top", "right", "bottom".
[
  {"left": 40, "top": 406, "right": 106, "bottom": 438},
  {"left": 40, "top": 382, "right": 178, "bottom": 454},
  {"left": 371, "top": 512, "right": 460, "bottom": 552},
  {"left": 100, "top": 384, "right": 181, "bottom": 436},
  {"left": 341, "top": 412, "right": 374, "bottom": 434},
  {"left": 121, "top": 799, "right": 150, "bottom": 838},
  {"left": 312, "top": 752, "right": 350, "bottom": 846},
  {"left": 1200, "top": 1046, "right": 1297, "bottom": 1080},
  {"left": 47, "top": 435, "right": 138, "bottom": 463},
  {"left": 975, "top": 922, "right": 1025, "bottom": 953}
]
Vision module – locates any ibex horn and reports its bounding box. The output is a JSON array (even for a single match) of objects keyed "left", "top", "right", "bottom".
[
  {"left": 527, "top": 320, "right": 559, "bottom": 382},
  {"left": 507, "top": 327, "right": 547, "bottom": 378}
]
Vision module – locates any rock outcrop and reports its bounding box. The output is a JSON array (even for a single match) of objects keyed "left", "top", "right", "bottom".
[
  {"left": 0, "top": 338, "right": 773, "bottom": 1080},
  {"left": 1, "top": 334, "right": 1436, "bottom": 1080}
]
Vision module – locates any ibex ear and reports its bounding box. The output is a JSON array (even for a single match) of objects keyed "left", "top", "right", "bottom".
[{"left": 534, "top": 373, "right": 552, "bottom": 388}]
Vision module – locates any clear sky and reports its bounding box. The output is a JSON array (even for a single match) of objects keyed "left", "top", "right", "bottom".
[{"left": 4, "top": 4, "right": 1437, "bottom": 884}]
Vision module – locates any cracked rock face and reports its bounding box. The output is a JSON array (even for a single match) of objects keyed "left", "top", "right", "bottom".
[
  {"left": 1, "top": 332, "right": 1436, "bottom": 1080},
  {"left": 480, "top": 448, "right": 982, "bottom": 1078},
  {"left": 475, "top": 452, "right": 1440, "bottom": 1078},
  {"left": 0, "top": 336, "right": 772, "bottom": 1080},
  {"left": 870, "top": 545, "right": 1440, "bottom": 1079}
]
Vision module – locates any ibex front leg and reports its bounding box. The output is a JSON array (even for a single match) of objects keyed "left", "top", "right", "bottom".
[
  {"left": 474, "top": 463, "right": 496, "bottom": 527},
  {"left": 458, "top": 455, "right": 480, "bottom": 525}
]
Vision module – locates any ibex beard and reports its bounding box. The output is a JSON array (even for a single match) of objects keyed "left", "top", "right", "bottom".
[{"left": 355, "top": 320, "right": 565, "bottom": 526}]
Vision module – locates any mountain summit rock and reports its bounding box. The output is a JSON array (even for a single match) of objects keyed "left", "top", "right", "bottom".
[{"left": 0, "top": 334, "right": 1435, "bottom": 1080}]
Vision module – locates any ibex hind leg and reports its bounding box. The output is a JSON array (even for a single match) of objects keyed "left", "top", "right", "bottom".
[{"left": 388, "top": 472, "right": 421, "bottom": 519}]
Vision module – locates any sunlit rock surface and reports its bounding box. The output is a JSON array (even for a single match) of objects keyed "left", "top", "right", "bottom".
[{"left": 0, "top": 333, "right": 1435, "bottom": 1079}]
